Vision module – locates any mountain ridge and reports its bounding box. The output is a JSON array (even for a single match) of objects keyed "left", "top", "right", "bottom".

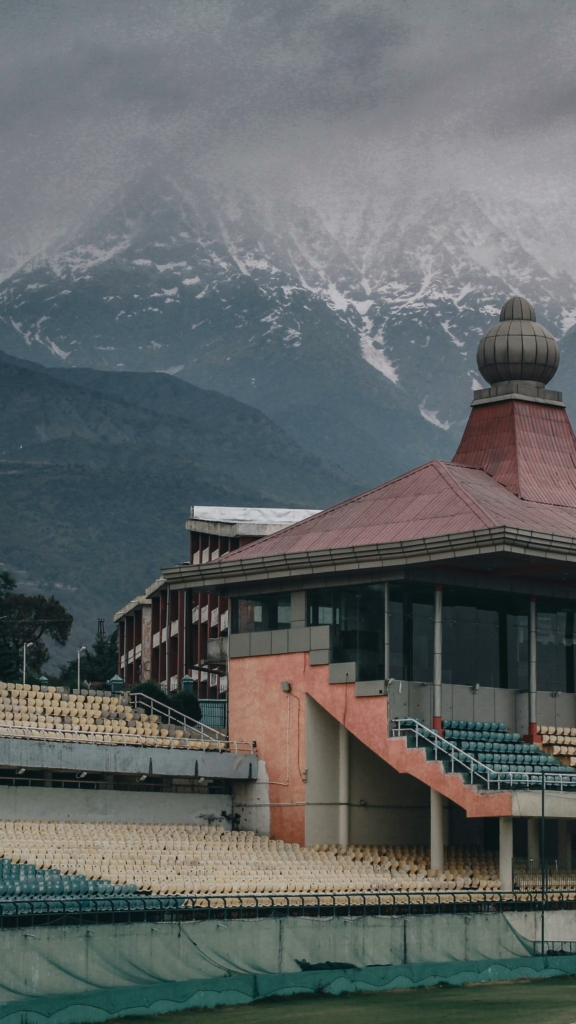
[{"left": 0, "top": 349, "right": 356, "bottom": 664}]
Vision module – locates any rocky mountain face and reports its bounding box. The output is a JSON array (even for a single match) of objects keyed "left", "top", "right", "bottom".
[{"left": 1, "top": 175, "right": 575, "bottom": 490}]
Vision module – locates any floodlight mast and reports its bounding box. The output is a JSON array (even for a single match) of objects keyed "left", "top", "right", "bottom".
[
  {"left": 77, "top": 647, "right": 87, "bottom": 695},
  {"left": 22, "top": 642, "right": 33, "bottom": 686}
]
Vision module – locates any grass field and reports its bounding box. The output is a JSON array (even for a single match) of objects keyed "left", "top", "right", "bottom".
[{"left": 126, "top": 977, "right": 576, "bottom": 1024}]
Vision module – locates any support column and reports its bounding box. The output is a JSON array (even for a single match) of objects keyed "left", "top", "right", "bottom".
[
  {"left": 558, "top": 819, "right": 571, "bottom": 871},
  {"left": 528, "top": 596, "right": 539, "bottom": 740},
  {"left": 338, "top": 723, "right": 349, "bottom": 848},
  {"left": 527, "top": 817, "right": 540, "bottom": 868},
  {"left": 384, "top": 582, "right": 390, "bottom": 680},
  {"left": 430, "top": 788, "right": 444, "bottom": 871},
  {"left": 433, "top": 585, "right": 443, "bottom": 732},
  {"left": 499, "top": 817, "right": 513, "bottom": 891}
]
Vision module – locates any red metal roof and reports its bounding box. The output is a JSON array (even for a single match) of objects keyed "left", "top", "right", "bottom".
[
  {"left": 217, "top": 398, "right": 576, "bottom": 564},
  {"left": 452, "top": 400, "right": 576, "bottom": 506}
]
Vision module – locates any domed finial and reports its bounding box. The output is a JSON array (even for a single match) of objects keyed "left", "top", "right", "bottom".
[
  {"left": 477, "top": 296, "right": 559, "bottom": 386},
  {"left": 499, "top": 296, "right": 536, "bottom": 322}
]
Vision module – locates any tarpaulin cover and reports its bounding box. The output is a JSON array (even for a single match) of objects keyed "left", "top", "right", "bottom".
[{"left": 0, "top": 912, "right": 572, "bottom": 1023}]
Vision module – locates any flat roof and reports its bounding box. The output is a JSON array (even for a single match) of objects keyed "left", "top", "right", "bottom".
[{"left": 190, "top": 506, "right": 322, "bottom": 525}]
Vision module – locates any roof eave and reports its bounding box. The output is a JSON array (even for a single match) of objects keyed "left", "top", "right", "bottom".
[{"left": 161, "top": 525, "right": 576, "bottom": 590}]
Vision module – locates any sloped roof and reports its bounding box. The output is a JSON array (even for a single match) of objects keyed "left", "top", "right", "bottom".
[
  {"left": 215, "top": 457, "right": 576, "bottom": 564},
  {"left": 452, "top": 399, "right": 576, "bottom": 507}
]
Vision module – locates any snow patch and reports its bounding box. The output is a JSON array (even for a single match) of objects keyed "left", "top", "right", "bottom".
[
  {"left": 419, "top": 402, "right": 451, "bottom": 430},
  {"left": 351, "top": 298, "right": 373, "bottom": 316},
  {"left": 323, "top": 283, "right": 349, "bottom": 312},
  {"left": 440, "top": 320, "right": 465, "bottom": 348},
  {"left": 182, "top": 277, "right": 200, "bottom": 286},
  {"left": 561, "top": 308, "right": 576, "bottom": 334},
  {"left": 46, "top": 341, "right": 70, "bottom": 360},
  {"left": 358, "top": 317, "right": 399, "bottom": 384},
  {"left": 160, "top": 365, "right": 185, "bottom": 375}
]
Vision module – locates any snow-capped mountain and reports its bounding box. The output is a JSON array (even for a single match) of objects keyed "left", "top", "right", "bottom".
[{"left": 1, "top": 174, "right": 575, "bottom": 486}]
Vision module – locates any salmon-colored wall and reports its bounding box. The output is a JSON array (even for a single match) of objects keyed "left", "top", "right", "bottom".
[
  {"left": 229, "top": 652, "right": 512, "bottom": 844},
  {"left": 229, "top": 652, "right": 324, "bottom": 843}
]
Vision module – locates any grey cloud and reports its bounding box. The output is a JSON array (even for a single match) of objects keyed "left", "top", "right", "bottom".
[{"left": 0, "top": 0, "right": 575, "bottom": 262}]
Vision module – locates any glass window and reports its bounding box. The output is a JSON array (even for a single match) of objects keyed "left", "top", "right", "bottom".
[
  {"left": 232, "top": 594, "right": 291, "bottom": 632},
  {"left": 308, "top": 585, "right": 384, "bottom": 681},
  {"left": 389, "top": 584, "right": 434, "bottom": 682},
  {"left": 536, "top": 600, "right": 576, "bottom": 693},
  {"left": 442, "top": 588, "right": 529, "bottom": 690}
]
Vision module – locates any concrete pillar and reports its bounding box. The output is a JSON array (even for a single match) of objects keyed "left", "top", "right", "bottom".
[
  {"left": 528, "top": 596, "right": 538, "bottom": 739},
  {"left": 499, "top": 817, "right": 513, "bottom": 891},
  {"left": 558, "top": 819, "right": 571, "bottom": 871},
  {"left": 527, "top": 817, "right": 540, "bottom": 868},
  {"left": 384, "top": 582, "right": 390, "bottom": 680},
  {"left": 430, "top": 788, "right": 444, "bottom": 871},
  {"left": 433, "top": 586, "right": 443, "bottom": 731},
  {"left": 338, "top": 723, "right": 349, "bottom": 847}
]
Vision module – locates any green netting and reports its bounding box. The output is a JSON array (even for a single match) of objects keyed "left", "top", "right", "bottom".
[{"left": 1, "top": 956, "right": 576, "bottom": 1024}]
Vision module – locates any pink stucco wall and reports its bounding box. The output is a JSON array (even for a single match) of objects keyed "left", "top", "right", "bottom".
[{"left": 229, "top": 652, "right": 511, "bottom": 845}]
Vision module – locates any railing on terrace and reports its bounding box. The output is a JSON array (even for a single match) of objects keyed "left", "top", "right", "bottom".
[
  {"left": 514, "top": 857, "right": 576, "bottom": 892},
  {"left": 130, "top": 693, "right": 253, "bottom": 753},
  {"left": 1, "top": 890, "right": 576, "bottom": 928},
  {"left": 198, "top": 699, "right": 228, "bottom": 731},
  {"left": 534, "top": 940, "right": 576, "bottom": 956},
  {"left": 392, "top": 717, "right": 576, "bottom": 791}
]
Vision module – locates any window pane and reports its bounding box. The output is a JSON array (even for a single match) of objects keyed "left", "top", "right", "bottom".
[
  {"left": 232, "top": 594, "right": 292, "bottom": 632},
  {"left": 536, "top": 601, "right": 576, "bottom": 693}
]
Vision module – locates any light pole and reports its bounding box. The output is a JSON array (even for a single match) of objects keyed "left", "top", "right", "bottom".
[
  {"left": 77, "top": 647, "right": 87, "bottom": 694},
  {"left": 541, "top": 767, "right": 547, "bottom": 956},
  {"left": 22, "top": 642, "right": 33, "bottom": 685}
]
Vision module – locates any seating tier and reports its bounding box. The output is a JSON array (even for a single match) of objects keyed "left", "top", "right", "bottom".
[
  {"left": 0, "top": 682, "right": 222, "bottom": 750},
  {"left": 0, "top": 820, "right": 502, "bottom": 896}
]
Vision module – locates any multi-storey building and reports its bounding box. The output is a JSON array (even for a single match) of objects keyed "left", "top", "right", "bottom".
[{"left": 115, "top": 506, "right": 321, "bottom": 698}]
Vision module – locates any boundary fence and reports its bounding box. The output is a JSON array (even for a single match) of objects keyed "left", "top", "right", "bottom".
[{"left": 1, "top": 889, "right": 576, "bottom": 928}]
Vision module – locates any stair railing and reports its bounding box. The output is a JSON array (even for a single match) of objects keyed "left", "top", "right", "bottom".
[
  {"left": 391, "top": 717, "right": 575, "bottom": 792},
  {"left": 130, "top": 692, "right": 255, "bottom": 754}
]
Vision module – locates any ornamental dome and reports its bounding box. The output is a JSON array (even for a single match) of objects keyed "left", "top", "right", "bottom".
[{"left": 477, "top": 296, "right": 559, "bottom": 386}]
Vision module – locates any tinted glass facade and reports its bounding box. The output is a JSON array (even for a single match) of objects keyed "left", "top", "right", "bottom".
[
  {"left": 389, "top": 584, "right": 435, "bottom": 683},
  {"left": 308, "top": 586, "right": 384, "bottom": 681},
  {"left": 537, "top": 599, "right": 576, "bottom": 693},
  {"left": 233, "top": 584, "right": 576, "bottom": 692},
  {"left": 442, "top": 588, "right": 529, "bottom": 690},
  {"left": 232, "top": 594, "right": 291, "bottom": 632}
]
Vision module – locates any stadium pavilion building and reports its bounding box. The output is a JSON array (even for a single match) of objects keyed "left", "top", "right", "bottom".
[{"left": 163, "top": 296, "right": 576, "bottom": 890}]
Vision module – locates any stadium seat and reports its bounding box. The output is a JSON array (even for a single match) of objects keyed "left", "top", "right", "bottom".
[
  {"left": 0, "top": 820, "right": 505, "bottom": 896},
  {"left": 0, "top": 682, "right": 223, "bottom": 751},
  {"left": 395, "top": 718, "right": 575, "bottom": 789},
  {"left": 539, "top": 726, "right": 576, "bottom": 767}
]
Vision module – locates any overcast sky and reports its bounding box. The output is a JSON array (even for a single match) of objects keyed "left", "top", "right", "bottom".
[{"left": 1, "top": 0, "right": 576, "bottom": 265}]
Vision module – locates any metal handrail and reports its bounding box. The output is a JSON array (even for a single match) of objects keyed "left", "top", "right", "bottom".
[
  {"left": 130, "top": 693, "right": 255, "bottom": 754},
  {"left": 392, "top": 717, "right": 576, "bottom": 791}
]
